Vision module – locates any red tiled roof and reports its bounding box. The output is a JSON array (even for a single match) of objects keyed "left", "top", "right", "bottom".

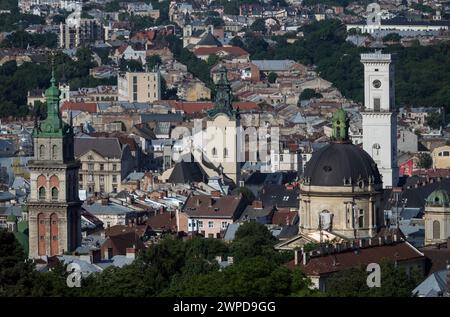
[
  {"left": 61, "top": 101, "right": 97, "bottom": 113},
  {"left": 132, "top": 30, "right": 156, "bottom": 41},
  {"left": 286, "top": 242, "right": 424, "bottom": 276},
  {"left": 147, "top": 211, "right": 177, "bottom": 231},
  {"left": 233, "top": 101, "right": 258, "bottom": 110},
  {"left": 271, "top": 210, "right": 296, "bottom": 225},
  {"left": 193, "top": 46, "right": 249, "bottom": 58},
  {"left": 183, "top": 194, "right": 245, "bottom": 218}
]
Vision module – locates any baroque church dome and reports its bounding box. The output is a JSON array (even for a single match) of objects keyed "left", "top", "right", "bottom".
[
  {"left": 302, "top": 108, "right": 382, "bottom": 187},
  {"left": 426, "top": 189, "right": 450, "bottom": 207}
]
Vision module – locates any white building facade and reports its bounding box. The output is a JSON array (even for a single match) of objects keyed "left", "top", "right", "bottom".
[{"left": 361, "top": 51, "right": 398, "bottom": 188}]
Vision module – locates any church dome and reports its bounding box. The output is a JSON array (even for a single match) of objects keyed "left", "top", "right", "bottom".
[
  {"left": 426, "top": 189, "right": 449, "bottom": 207},
  {"left": 302, "top": 108, "right": 382, "bottom": 187},
  {"left": 303, "top": 142, "right": 382, "bottom": 187}
]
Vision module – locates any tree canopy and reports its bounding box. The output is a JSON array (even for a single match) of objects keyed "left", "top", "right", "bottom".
[{"left": 238, "top": 20, "right": 450, "bottom": 112}]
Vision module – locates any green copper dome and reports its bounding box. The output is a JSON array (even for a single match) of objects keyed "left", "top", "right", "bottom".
[
  {"left": 45, "top": 75, "right": 60, "bottom": 100},
  {"left": 331, "top": 108, "right": 349, "bottom": 142},
  {"left": 33, "top": 69, "right": 72, "bottom": 138},
  {"left": 426, "top": 189, "right": 450, "bottom": 207}
]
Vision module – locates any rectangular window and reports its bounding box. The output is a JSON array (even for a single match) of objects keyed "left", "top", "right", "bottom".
[
  {"left": 112, "top": 164, "right": 117, "bottom": 171},
  {"left": 99, "top": 175, "right": 105, "bottom": 183},
  {"left": 358, "top": 209, "right": 364, "bottom": 228},
  {"left": 112, "top": 175, "right": 117, "bottom": 183},
  {"left": 79, "top": 174, "right": 83, "bottom": 181},
  {"left": 208, "top": 221, "right": 214, "bottom": 228},
  {"left": 198, "top": 221, "right": 203, "bottom": 228},
  {"left": 221, "top": 221, "right": 228, "bottom": 229},
  {"left": 99, "top": 164, "right": 104, "bottom": 171},
  {"left": 373, "top": 98, "right": 381, "bottom": 112},
  {"left": 88, "top": 163, "right": 94, "bottom": 172}
]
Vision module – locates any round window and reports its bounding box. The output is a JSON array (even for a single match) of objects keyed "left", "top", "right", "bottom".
[{"left": 373, "top": 80, "right": 382, "bottom": 88}]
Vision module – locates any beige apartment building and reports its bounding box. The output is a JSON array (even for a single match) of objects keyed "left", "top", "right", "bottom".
[
  {"left": 75, "top": 137, "right": 135, "bottom": 194},
  {"left": 118, "top": 70, "right": 161, "bottom": 103},
  {"left": 432, "top": 145, "right": 450, "bottom": 169}
]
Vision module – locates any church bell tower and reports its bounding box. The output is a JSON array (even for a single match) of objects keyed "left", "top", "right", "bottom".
[{"left": 27, "top": 70, "right": 82, "bottom": 259}]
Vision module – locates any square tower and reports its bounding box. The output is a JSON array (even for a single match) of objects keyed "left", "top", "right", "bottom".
[
  {"left": 361, "top": 51, "right": 398, "bottom": 188},
  {"left": 27, "top": 74, "right": 82, "bottom": 259},
  {"left": 361, "top": 51, "right": 395, "bottom": 112}
]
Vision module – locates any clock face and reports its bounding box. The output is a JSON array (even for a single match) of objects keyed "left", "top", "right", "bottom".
[{"left": 373, "top": 80, "right": 382, "bottom": 88}]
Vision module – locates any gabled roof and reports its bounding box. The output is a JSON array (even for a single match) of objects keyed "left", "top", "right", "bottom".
[
  {"left": 75, "top": 137, "right": 122, "bottom": 159},
  {"left": 197, "top": 32, "right": 223, "bottom": 47},
  {"left": 168, "top": 161, "right": 206, "bottom": 184},
  {"left": 182, "top": 194, "right": 245, "bottom": 218},
  {"left": 413, "top": 269, "right": 450, "bottom": 297}
]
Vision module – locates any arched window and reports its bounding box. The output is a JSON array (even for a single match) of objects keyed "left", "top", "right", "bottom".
[
  {"left": 39, "top": 145, "right": 45, "bottom": 159},
  {"left": 38, "top": 187, "right": 46, "bottom": 200},
  {"left": 51, "top": 187, "right": 59, "bottom": 201},
  {"left": 433, "top": 220, "right": 440, "bottom": 240},
  {"left": 372, "top": 143, "right": 381, "bottom": 163},
  {"left": 52, "top": 144, "right": 58, "bottom": 160}
]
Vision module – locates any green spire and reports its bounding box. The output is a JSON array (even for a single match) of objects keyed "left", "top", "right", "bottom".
[
  {"left": 207, "top": 65, "right": 237, "bottom": 118},
  {"left": 331, "top": 108, "right": 349, "bottom": 142},
  {"left": 33, "top": 68, "right": 71, "bottom": 138}
]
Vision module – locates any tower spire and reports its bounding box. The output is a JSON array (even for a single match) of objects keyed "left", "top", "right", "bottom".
[
  {"left": 207, "top": 64, "right": 236, "bottom": 118},
  {"left": 331, "top": 108, "right": 349, "bottom": 142}
]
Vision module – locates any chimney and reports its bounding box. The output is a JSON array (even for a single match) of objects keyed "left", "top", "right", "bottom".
[
  {"left": 101, "top": 196, "right": 109, "bottom": 206},
  {"left": 126, "top": 247, "right": 136, "bottom": 260},
  {"left": 211, "top": 190, "right": 221, "bottom": 198}
]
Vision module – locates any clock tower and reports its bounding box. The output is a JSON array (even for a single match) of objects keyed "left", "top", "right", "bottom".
[
  {"left": 27, "top": 71, "right": 82, "bottom": 259},
  {"left": 361, "top": 51, "right": 398, "bottom": 188}
]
